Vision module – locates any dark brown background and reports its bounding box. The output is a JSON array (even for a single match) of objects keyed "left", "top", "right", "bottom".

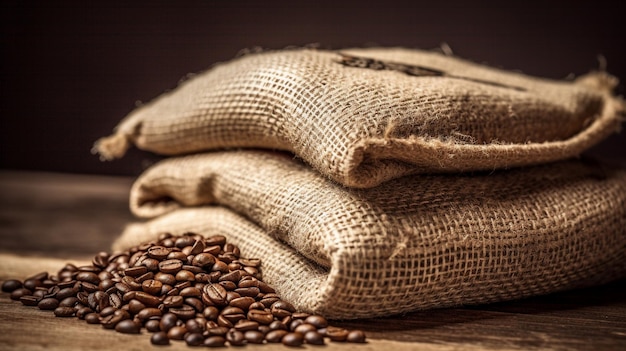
[{"left": 1, "top": 0, "right": 625, "bottom": 176}]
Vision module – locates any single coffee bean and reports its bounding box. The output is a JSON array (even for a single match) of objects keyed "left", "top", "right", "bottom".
[
  {"left": 219, "top": 281, "right": 237, "bottom": 291},
  {"left": 184, "top": 297, "right": 204, "bottom": 312},
  {"left": 161, "top": 295, "right": 182, "bottom": 308},
  {"left": 84, "top": 312, "right": 101, "bottom": 324},
  {"left": 234, "top": 319, "right": 259, "bottom": 332},
  {"left": 292, "top": 312, "right": 310, "bottom": 320},
  {"left": 147, "top": 246, "right": 171, "bottom": 260},
  {"left": 115, "top": 319, "right": 140, "bottom": 334},
  {"left": 159, "top": 312, "right": 178, "bottom": 332},
  {"left": 144, "top": 319, "right": 161, "bottom": 332},
  {"left": 218, "top": 270, "right": 241, "bottom": 282},
  {"left": 289, "top": 319, "right": 304, "bottom": 331},
  {"left": 38, "top": 297, "right": 59, "bottom": 310},
  {"left": 76, "top": 271, "right": 100, "bottom": 285},
  {"left": 81, "top": 282, "right": 99, "bottom": 293},
  {"left": 203, "top": 283, "right": 228, "bottom": 306},
  {"left": 10, "top": 288, "right": 32, "bottom": 301},
  {"left": 244, "top": 330, "right": 265, "bottom": 344},
  {"left": 282, "top": 332, "right": 304, "bottom": 347},
  {"left": 169, "top": 305, "right": 197, "bottom": 320},
  {"left": 121, "top": 276, "right": 142, "bottom": 291},
  {"left": 304, "top": 331, "right": 325, "bottom": 345},
  {"left": 203, "top": 306, "right": 220, "bottom": 320},
  {"left": 167, "top": 325, "right": 187, "bottom": 340},
  {"left": 76, "top": 306, "right": 93, "bottom": 319},
  {"left": 346, "top": 330, "right": 367, "bottom": 343},
  {"left": 137, "top": 307, "right": 162, "bottom": 321},
  {"left": 266, "top": 329, "right": 289, "bottom": 343},
  {"left": 54, "top": 306, "right": 76, "bottom": 317},
  {"left": 179, "top": 286, "right": 201, "bottom": 297},
  {"left": 141, "top": 279, "right": 162, "bottom": 295},
  {"left": 269, "top": 320, "right": 287, "bottom": 331},
  {"left": 167, "top": 251, "right": 188, "bottom": 261},
  {"left": 326, "top": 326, "right": 350, "bottom": 341},
  {"left": 204, "top": 335, "right": 226, "bottom": 347},
  {"left": 58, "top": 296, "right": 78, "bottom": 307},
  {"left": 141, "top": 258, "right": 160, "bottom": 272},
  {"left": 191, "top": 252, "right": 216, "bottom": 268},
  {"left": 151, "top": 331, "right": 170, "bottom": 345},
  {"left": 134, "top": 291, "right": 161, "bottom": 307},
  {"left": 92, "top": 252, "right": 109, "bottom": 268},
  {"left": 295, "top": 323, "right": 317, "bottom": 335},
  {"left": 248, "top": 309, "right": 274, "bottom": 325},
  {"left": 185, "top": 318, "right": 204, "bottom": 333},
  {"left": 305, "top": 315, "right": 328, "bottom": 328},
  {"left": 159, "top": 259, "right": 183, "bottom": 274},
  {"left": 23, "top": 279, "right": 43, "bottom": 291},
  {"left": 127, "top": 299, "right": 147, "bottom": 314},
  {"left": 2, "top": 279, "right": 23, "bottom": 292},
  {"left": 19, "top": 295, "right": 40, "bottom": 306},
  {"left": 135, "top": 272, "right": 155, "bottom": 283},
  {"left": 228, "top": 296, "right": 254, "bottom": 310},
  {"left": 175, "top": 270, "right": 195, "bottom": 282},
  {"left": 207, "top": 326, "right": 229, "bottom": 336},
  {"left": 154, "top": 272, "right": 177, "bottom": 286},
  {"left": 99, "top": 306, "right": 117, "bottom": 318},
  {"left": 185, "top": 332, "right": 205, "bottom": 346},
  {"left": 226, "top": 329, "right": 246, "bottom": 346}
]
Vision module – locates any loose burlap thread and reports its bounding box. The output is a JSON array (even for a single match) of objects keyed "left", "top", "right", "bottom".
[
  {"left": 94, "top": 47, "right": 625, "bottom": 188},
  {"left": 113, "top": 151, "right": 626, "bottom": 319}
]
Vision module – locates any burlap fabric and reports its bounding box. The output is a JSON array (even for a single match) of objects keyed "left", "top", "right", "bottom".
[
  {"left": 93, "top": 47, "right": 624, "bottom": 188},
  {"left": 112, "top": 150, "right": 626, "bottom": 319}
]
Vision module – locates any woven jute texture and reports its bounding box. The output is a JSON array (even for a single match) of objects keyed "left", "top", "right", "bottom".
[
  {"left": 113, "top": 150, "right": 626, "bottom": 319},
  {"left": 93, "top": 47, "right": 625, "bottom": 188}
]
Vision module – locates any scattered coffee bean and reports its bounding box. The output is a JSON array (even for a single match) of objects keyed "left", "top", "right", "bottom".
[
  {"left": 2, "top": 279, "right": 23, "bottom": 292},
  {"left": 1, "top": 233, "right": 367, "bottom": 348}
]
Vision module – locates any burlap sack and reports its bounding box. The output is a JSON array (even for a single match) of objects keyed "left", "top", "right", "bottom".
[
  {"left": 112, "top": 150, "right": 626, "bottom": 319},
  {"left": 93, "top": 47, "right": 624, "bottom": 188}
]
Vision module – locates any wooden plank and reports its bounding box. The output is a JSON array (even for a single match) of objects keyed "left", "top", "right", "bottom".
[{"left": 0, "top": 171, "right": 625, "bottom": 350}]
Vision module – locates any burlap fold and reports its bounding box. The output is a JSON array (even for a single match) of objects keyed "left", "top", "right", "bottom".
[
  {"left": 113, "top": 150, "right": 626, "bottom": 319},
  {"left": 94, "top": 47, "right": 624, "bottom": 188}
]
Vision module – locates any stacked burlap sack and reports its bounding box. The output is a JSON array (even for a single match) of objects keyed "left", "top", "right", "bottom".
[{"left": 95, "top": 47, "right": 626, "bottom": 319}]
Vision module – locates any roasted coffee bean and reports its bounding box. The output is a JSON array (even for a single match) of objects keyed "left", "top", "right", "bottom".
[
  {"left": 304, "top": 331, "right": 325, "bottom": 345},
  {"left": 346, "top": 330, "right": 367, "bottom": 343},
  {"left": 159, "top": 312, "right": 178, "bottom": 332},
  {"left": 265, "top": 329, "right": 289, "bottom": 343},
  {"left": 248, "top": 301, "right": 265, "bottom": 311},
  {"left": 219, "top": 270, "right": 241, "bottom": 282},
  {"left": 248, "top": 309, "right": 274, "bottom": 325},
  {"left": 292, "top": 312, "right": 310, "bottom": 320},
  {"left": 108, "top": 292, "right": 122, "bottom": 308},
  {"left": 154, "top": 272, "right": 177, "bottom": 286},
  {"left": 147, "top": 246, "right": 171, "bottom": 260},
  {"left": 203, "top": 283, "right": 228, "bottom": 306},
  {"left": 135, "top": 272, "right": 154, "bottom": 283},
  {"left": 282, "top": 332, "right": 304, "bottom": 347},
  {"left": 179, "top": 286, "right": 201, "bottom": 297},
  {"left": 169, "top": 305, "right": 196, "bottom": 320},
  {"left": 184, "top": 297, "right": 204, "bottom": 312},
  {"left": 121, "top": 276, "right": 142, "bottom": 291},
  {"left": 99, "top": 306, "right": 117, "bottom": 318},
  {"left": 235, "top": 287, "right": 260, "bottom": 298},
  {"left": 84, "top": 312, "right": 101, "bottom": 324},
  {"left": 141, "top": 279, "right": 162, "bottom": 295},
  {"left": 54, "top": 306, "right": 76, "bottom": 317},
  {"left": 189, "top": 240, "right": 206, "bottom": 255},
  {"left": 207, "top": 326, "right": 229, "bottom": 336},
  {"left": 137, "top": 307, "right": 162, "bottom": 321},
  {"left": 98, "top": 279, "right": 115, "bottom": 292},
  {"left": 2, "top": 279, "right": 23, "bottom": 292},
  {"left": 92, "top": 252, "right": 109, "bottom": 268},
  {"left": 182, "top": 265, "right": 204, "bottom": 274},
  {"left": 144, "top": 319, "right": 161, "bottom": 332},
  {"left": 59, "top": 296, "right": 78, "bottom": 307},
  {"left": 124, "top": 266, "right": 147, "bottom": 278},
  {"left": 204, "top": 335, "right": 226, "bottom": 347},
  {"left": 158, "top": 259, "right": 183, "bottom": 274},
  {"left": 175, "top": 270, "right": 195, "bottom": 282},
  {"left": 234, "top": 319, "right": 259, "bottom": 332},
  {"left": 228, "top": 296, "right": 255, "bottom": 310},
  {"left": 19, "top": 295, "right": 39, "bottom": 306},
  {"left": 167, "top": 325, "right": 187, "bottom": 340},
  {"left": 217, "top": 315, "right": 234, "bottom": 328},
  {"left": 305, "top": 315, "right": 328, "bottom": 328},
  {"left": 191, "top": 252, "right": 216, "bottom": 268},
  {"left": 326, "top": 326, "right": 350, "bottom": 341},
  {"left": 134, "top": 291, "right": 160, "bottom": 307},
  {"left": 163, "top": 295, "right": 184, "bottom": 308},
  {"left": 76, "top": 271, "right": 100, "bottom": 285},
  {"left": 101, "top": 312, "right": 127, "bottom": 329},
  {"left": 23, "top": 279, "right": 43, "bottom": 291},
  {"left": 76, "top": 306, "right": 93, "bottom": 319},
  {"left": 226, "top": 329, "right": 246, "bottom": 346},
  {"left": 185, "top": 318, "right": 204, "bottom": 333},
  {"left": 115, "top": 319, "right": 140, "bottom": 334},
  {"left": 141, "top": 258, "right": 160, "bottom": 272},
  {"left": 184, "top": 332, "right": 204, "bottom": 346},
  {"left": 289, "top": 318, "right": 305, "bottom": 331},
  {"left": 38, "top": 297, "right": 59, "bottom": 310},
  {"left": 244, "top": 330, "right": 264, "bottom": 344},
  {"left": 219, "top": 281, "right": 237, "bottom": 291},
  {"left": 151, "top": 331, "right": 170, "bottom": 345},
  {"left": 295, "top": 323, "right": 317, "bottom": 335},
  {"left": 269, "top": 320, "right": 288, "bottom": 331},
  {"left": 203, "top": 306, "right": 220, "bottom": 320},
  {"left": 127, "top": 299, "right": 146, "bottom": 314},
  {"left": 81, "top": 282, "right": 99, "bottom": 293}
]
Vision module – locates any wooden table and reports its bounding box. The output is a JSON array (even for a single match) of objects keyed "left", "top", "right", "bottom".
[{"left": 1, "top": 170, "right": 625, "bottom": 351}]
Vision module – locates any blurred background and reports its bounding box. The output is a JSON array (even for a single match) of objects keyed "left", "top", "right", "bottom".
[{"left": 1, "top": 0, "right": 625, "bottom": 177}]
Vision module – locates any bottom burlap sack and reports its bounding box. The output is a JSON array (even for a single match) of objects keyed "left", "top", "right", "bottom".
[{"left": 113, "top": 151, "right": 626, "bottom": 319}]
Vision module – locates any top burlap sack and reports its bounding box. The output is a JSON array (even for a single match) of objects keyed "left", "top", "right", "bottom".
[
  {"left": 94, "top": 47, "right": 624, "bottom": 188},
  {"left": 113, "top": 150, "right": 626, "bottom": 319}
]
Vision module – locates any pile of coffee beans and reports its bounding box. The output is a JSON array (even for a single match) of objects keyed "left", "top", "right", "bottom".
[{"left": 1, "top": 233, "right": 366, "bottom": 347}]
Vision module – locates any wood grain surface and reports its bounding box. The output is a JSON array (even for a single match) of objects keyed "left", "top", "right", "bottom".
[{"left": 0, "top": 170, "right": 625, "bottom": 351}]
